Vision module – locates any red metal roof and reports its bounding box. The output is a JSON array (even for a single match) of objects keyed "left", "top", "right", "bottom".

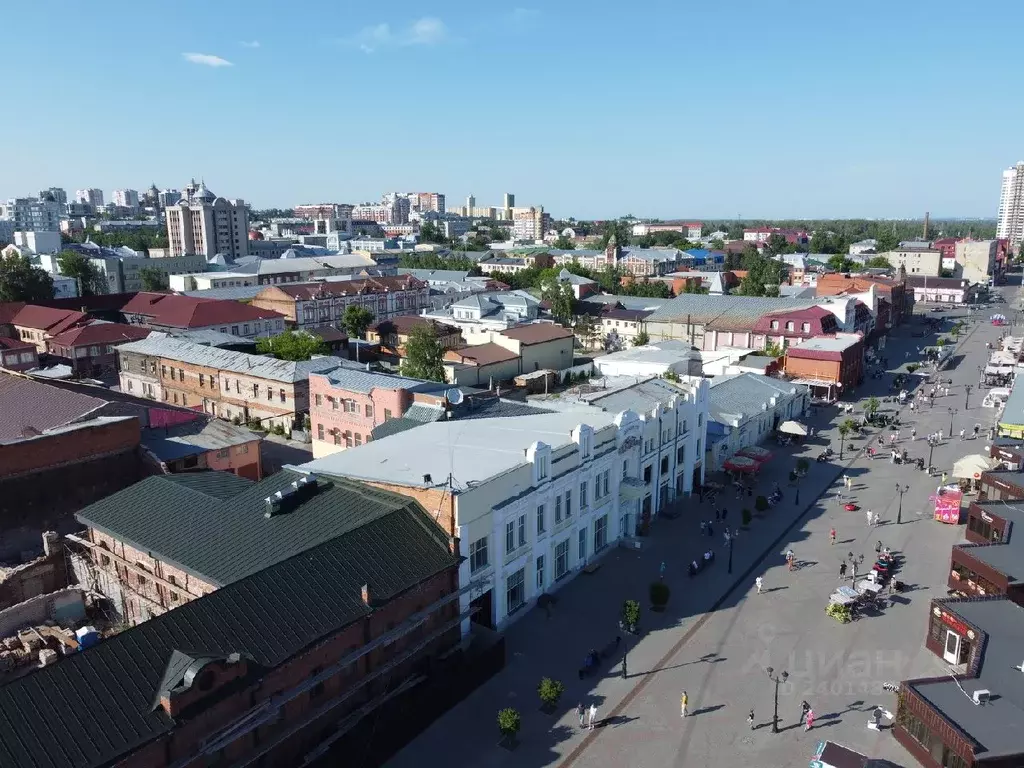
[
  {"left": 48, "top": 321, "right": 151, "bottom": 348},
  {"left": 269, "top": 275, "right": 425, "bottom": 300},
  {"left": 0, "top": 302, "right": 26, "bottom": 325},
  {"left": 0, "top": 337, "right": 35, "bottom": 352},
  {"left": 122, "top": 292, "right": 283, "bottom": 329},
  {"left": 11, "top": 305, "right": 87, "bottom": 334}
]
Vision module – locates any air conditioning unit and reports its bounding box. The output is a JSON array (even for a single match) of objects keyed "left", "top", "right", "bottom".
[{"left": 973, "top": 689, "right": 991, "bottom": 705}]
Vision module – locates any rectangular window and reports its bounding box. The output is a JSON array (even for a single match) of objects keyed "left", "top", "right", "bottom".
[
  {"left": 333, "top": 431, "right": 340, "bottom": 445},
  {"left": 555, "top": 539, "right": 570, "bottom": 579},
  {"left": 555, "top": 494, "right": 562, "bottom": 523},
  {"left": 505, "top": 520, "right": 515, "bottom": 554},
  {"left": 578, "top": 527, "right": 587, "bottom": 561},
  {"left": 538, "top": 455, "right": 548, "bottom": 479},
  {"left": 469, "top": 536, "right": 488, "bottom": 572},
  {"left": 643, "top": 465, "right": 652, "bottom": 483},
  {"left": 506, "top": 568, "right": 525, "bottom": 615},
  {"left": 365, "top": 403, "right": 374, "bottom": 418},
  {"left": 536, "top": 554, "right": 545, "bottom": 591},
  {"left": 332, "top": 398, "right": 339, "bottom": 410},
  {"left": 536, "top": 504, "right": 545, "bottom": 535},
  {"left": 279, "top": 389, "right": 286, "bottom": 403},
  {"left": 253, "top": 383, "right": 259, "bottom": 398},
  {"left": 178, "top": 368, "right": 183, "bottom": 381},
  {"left": 677, "top": 445, "right": 685, "bottom": 463},
  {"left": 622, "top": 459, "right": 629, "bottom": 479},
  {"left": 354, "top": 434, "right": 362, "bottom": 446},
  {"left": 384, "top": 408, "right": 393, "bottom": 420},
  {"left": 580, "top": 481, "right": 588, "bottom": 509},
  {"left": 595, "top": 515, "right": 608, "bottom": 551},
  {"left": 565, "top": 490, "right": 572, "bottom": 517},
  {"left": 267, "top": 388, "right": 273, "bottom": 401},
  {"left": 661, "top": 456, "right": 669, "bottom": 475},
  {"left": 317, "top": 424, "right": 325, "bottom": 440},
  {"left": 517, "top": 514, "right": 526, "bottom": 548},
  {"left": 199, "top": 374, "right": 205, "bottom": 387},
  {"left": 315, "top": 393, "right": 322, "bottom": 406},
  {"left": 603, "top": 470, "right": 610, "bottom": 497}
]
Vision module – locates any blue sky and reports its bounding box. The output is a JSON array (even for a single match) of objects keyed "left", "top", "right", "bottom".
[{"left": 5, "top": 0, "right": 1024, "bottom": 219}]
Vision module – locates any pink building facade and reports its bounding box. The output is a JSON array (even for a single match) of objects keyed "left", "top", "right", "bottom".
[{"left": 308, "top": 370, "right": 448, "bottom": 458}]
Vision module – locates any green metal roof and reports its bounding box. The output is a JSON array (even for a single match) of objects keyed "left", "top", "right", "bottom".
[{"left": 0, "top": 472, "right": 457, "bottom": 768}]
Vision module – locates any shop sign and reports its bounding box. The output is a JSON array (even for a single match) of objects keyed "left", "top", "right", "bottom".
[{"left": 941, "top": 611, "right": 970, "bottom": 636}]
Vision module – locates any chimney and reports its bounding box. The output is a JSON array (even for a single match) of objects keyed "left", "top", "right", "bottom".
[
  {"left": 923, "top": 212, "right": 930, "bottom": 240},
  {"left": 360, "top": 584, "right": 371, "bottom": 606}
]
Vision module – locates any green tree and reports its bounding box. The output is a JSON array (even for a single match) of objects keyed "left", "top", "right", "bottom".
[
  {"left": 549, "top": 283, "right": 575, "bottom": 326},
  {"left": 574, "top": 313, "right": 600, "bottom": 348},
  {"left": 342, "top": 305, "right": 375, "bottom": 340},
  {"left": 709, "top": 238, "right": 726, "bottom": 250},
  {"left": 596, "top": 220, "right": 632, "bottom": 249},
  {"left": 594, "top": 265, "right": 621, "bottom": 292},
  {"left": 57, "top": 250, "right": 104, "bottom": 295},
  {"left": 837, "top": 420, "right": 853, "bottom": 460},
  {"left": 739, "top": 254, "right": 786, "bottom": 296},
  {"left": 765, "top": 233, "right": 788, "bottom": 256},
  {"left": 552, "top": 233, "right": 575, "bottom": 250},
  {"left": 137, "top": 265, "right": 169, "bottom": 291},
  {"left": 827, "top": 255, "right": 855, "bottom": 272},
  {"left": 401, "top": 324, "right": 447, "bottom": 382},
  {"left": 497, "top": 708, "right": 521, "bottom": 740},
  {"left": 866, "top": 256, "right": 892, "bottom": 268},
  {"left": 633, "top": 329, "right": 650, "bottom": 347},
  {"left": 256, "top": 330, "right": 327, "bottom": 361},
  {"left": 418, "top": 221, "right": 448, "bottom": 244},
  {"left": 0, "top": 254, "right": 54, "bottom": 302},
  {"left": 875, "top": 229, "right": 899, "bottom": 253}
]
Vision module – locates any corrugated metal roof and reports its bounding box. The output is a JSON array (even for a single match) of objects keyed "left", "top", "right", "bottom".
[
  {"left": 315, "top": 367, "right": 448, "bottom": 395},
  {"left": 117, "top": 336, "right": 342, "bottom": 383},
  {"left": 0, "top": 374, "right": 107, "bottom": 441},
  {"left": 647, "top": 295, "right": 810, "bottom": 325},
  {"left": 707, "top": 373, "right": 806, "bottom": 426}
]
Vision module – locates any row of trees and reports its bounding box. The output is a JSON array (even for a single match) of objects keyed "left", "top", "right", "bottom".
[{"left": 62, "top": 227, "right": 168, "bottom": 253}]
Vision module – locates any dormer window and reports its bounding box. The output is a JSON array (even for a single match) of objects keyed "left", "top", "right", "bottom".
[
  {"left": 527, "top": 441, "right": 551, "bottom": 483},
  {"left": 573, "top": 424, "right": 594, "bottom": 460}
]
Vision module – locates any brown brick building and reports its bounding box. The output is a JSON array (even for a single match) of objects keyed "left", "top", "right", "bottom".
[
  {"left": 117, "top": 335, "right": 343, "bottom": 431},
  {"left": 21, "top": 470, "right": 466, "bottom": 768},
  {"left": 948, "top": 500, "right": 1024, "bottom": 607}
]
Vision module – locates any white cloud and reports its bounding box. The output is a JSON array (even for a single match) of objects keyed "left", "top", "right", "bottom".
[
  {"left": 350, "top": 18, "right": 447, "bottom": 53},
  {"left": 408, "top": 17, "right": 446, "bottom": 45},
  {"left": 182, "top": 52, "right": 234, "bottom": 67},
  {"left": 509, "top": 7, "right": 540, "bottom": 23},
  {"left": 240, "top": 40, "right": 260, "bottom": 48}
]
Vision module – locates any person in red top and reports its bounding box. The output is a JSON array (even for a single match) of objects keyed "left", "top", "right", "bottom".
[{"left": 829, "top": 527, "right": 836, "bottom": 545}]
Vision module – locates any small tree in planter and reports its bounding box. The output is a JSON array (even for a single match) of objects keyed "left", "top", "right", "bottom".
[
  {"left": 649, "top": 581, "right": 670, "bottom": 611},
  {"left": 537, "top": 678, "right": 564, "bottom": 713},
  {"left": 741, "top": 508, "right": 752, "bottom": 527},
  {"left": 498, "top": 707, "right": 521, "bottom": 747},
  {"left": 754, "top": 495, "right": 769, "bottom": 513},
  {"left": 622, "top": 599, "right": 641, "bottom": 633},
  {"left": 796, "top": 458, "right": 810, "bottom": 475}
]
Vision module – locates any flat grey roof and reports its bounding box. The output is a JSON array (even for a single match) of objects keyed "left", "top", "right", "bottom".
[
  {"left": 298, "top": 410, "right": 620, "bottom": 489},
  {"left": 794, "top": 335, "right": 861, "bottom": 353},
  {"left": 708, "top": 373, "right": 806, "bottom": 425},
  {"left": 647, "top": 294, "right": 812, "bottom": 325},
  {"left": 583, "top": 377, "right": 694, "bottom": 415},
  {"left": 959, "top": 500, "right": 1024, "bottom": 580},
  {"left": 912, "top": 597, "right": 1024, "bottom": 759}
]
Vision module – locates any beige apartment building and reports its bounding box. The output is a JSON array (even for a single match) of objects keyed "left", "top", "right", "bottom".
[
  {"left": 165, "top": 179, "right": 249, "bottom": 259},
  {"left": 883, "top": 246, "right": 942, "bottom": 277}
]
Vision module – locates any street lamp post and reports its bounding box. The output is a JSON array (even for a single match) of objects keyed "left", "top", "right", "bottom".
[
  {"left": 927, "top": 437, "right": 936, "bottom": 475},
  {"left": 948, "top": 407, "right": 958, "bottom": 436},
  {"left": 766, "top": 666, "right": 789, "bottom": 734},
  {"left": 965, "top": 384, "right": 974, "bottom": 410},
  {"left": 895, "top": 483, "right": 910, "bottom": 525},
  {"left": 727, "top": 532, "right": 734, "bottom": 574},
  {"left": 618, "top": 620, "right": 633, "bottom": 679}
]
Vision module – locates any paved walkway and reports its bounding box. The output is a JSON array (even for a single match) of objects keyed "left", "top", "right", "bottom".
[{"left": 385, "top": 283, "right": 1014, "bottom": 768}]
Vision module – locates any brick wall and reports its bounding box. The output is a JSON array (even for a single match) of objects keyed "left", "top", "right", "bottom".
[
  {"left": 117, "top": 566, "right": 460, "bottom": 768},
  {"left": 0, "top": 420, "right": 145, "bottom": 554},
  {"left": 360, "top": 481, "right": 456, "bottom": 540},
  {"left": 0, "top": 550, "right": 68, "bottom": 610}
]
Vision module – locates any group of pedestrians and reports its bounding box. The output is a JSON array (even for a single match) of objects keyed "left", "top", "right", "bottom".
[{"left": 576, "top": 702, "right": 599, "bottom": 730}]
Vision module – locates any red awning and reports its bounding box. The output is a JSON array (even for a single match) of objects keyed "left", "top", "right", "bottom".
[
  {"left": 737, "top": 446, "right": 774, "bottom": 462},
  {"left": 724, "top": 456, "right": 760, "bottom": 473}
]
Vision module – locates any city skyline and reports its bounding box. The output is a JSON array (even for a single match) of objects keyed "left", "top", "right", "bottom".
[{"left": 4, "top": 0, "right": 1024, "bottom": 219}]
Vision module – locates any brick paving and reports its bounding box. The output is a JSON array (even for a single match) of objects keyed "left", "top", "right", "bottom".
[{"left": 385, "top": 285, "right": 1013, "bottom": 768}]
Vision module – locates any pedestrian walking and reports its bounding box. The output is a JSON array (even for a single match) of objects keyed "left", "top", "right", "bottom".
[
  {"left": 748, "top": 709, "right": 755, "bottom": 730},
  {"left": 866, "top": 509, "right": 873, "bottom": 526},
  {"left": 700, "top": 521, "right": 707, "bottom": 536},
  {"left": 722, "top": 507, "right": 729, "bottom": 520},
  {"left": 805, "top": 708, "right": 815, "bottom": 731},
  {"left": 681, "top": 691, "right": 688, "bottom": 718},
  {"left": 829, "top": 527, "right": 836, "bottom": 545},
  {"left": 708, "top": 522, "right": 715, "bottom": 537},
  {"left": 588, "top": 703, "right": 598, "bottom": 730},
  {"left": 942, "top": 471, "right": 948, "bottom": 487},
  {"left": 872, "top": 512, "right": 880, "bottom": 526},
  {"left": 839, "top": 561, "right": 847, "bottom": 578},
  {"left": 960, "top": 428, "right": 966, "bottom": 440},
  {"left": 755, "top": 576, "right": 763, "bottom": 594},
  {"left": 799, "top": 700, "right": 810, "bottom": 725},
  {"left": 945, "top": 386, "right": 950, "bottom": 397},
  {"left": 577, "top": 702, "right": 585, "bottom": 728},
  {"left": 843, "top": 474, "right": 850, "bottom": 490},
  {"left": 911, "top": 428, "right": 917, "bottom": 441},
  {"left": 659, "top": 561, "right": 666, "bottom": 581},
  {"left": 938, "top": 429, "right": 944, "bottom": 442},
  {"left": 715, "top": 508, "right": 720, "bottom": 521},
  {"left": 875, "top": 540, "right": 882, "bottom": 554}
]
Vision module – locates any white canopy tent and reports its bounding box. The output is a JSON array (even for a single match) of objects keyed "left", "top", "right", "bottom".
[
  {"left": 778, "top": 420, "right": 808, "bottom": 436},
  {"left": 951, "top": 454, "right": 998, "bottom": 480}
]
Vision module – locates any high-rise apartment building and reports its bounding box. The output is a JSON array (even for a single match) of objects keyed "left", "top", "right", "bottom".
[
  {"left": 997, "top": 162, "right": 1024, "bottom": 246},
  {"left": 39, "top": 187, "right": 67, "bottom": 207},
  {"left": 0, "top": 197, "right": 62, "bottom": 232},
  {"left": 512, "top": 206, "right": 549, "bottom": 242},
  {"left": 165, "top": 179, "right": 249, "bottom": 258},
  {"left": 351, "top": 198, "right": 409, "bottom": 224},
  {"left": 112, "top": 189, "right": 140, "bottom": 210},
  {"left": 75, "top": 188, "right": 104, "bottom": 208}
]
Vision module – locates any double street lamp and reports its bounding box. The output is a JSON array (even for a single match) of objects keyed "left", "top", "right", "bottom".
[
  {"left": 895, "top": 483, "right": 910, "bottom": 525},
  {"left": 766, "top": 666, "right": 788, "bottom": 733},
  {"left": 927, "top": 436, "right": 937, "bottom": 475},
  {"left": 965, "top": 384, "right": 974, "bottom": 410}
]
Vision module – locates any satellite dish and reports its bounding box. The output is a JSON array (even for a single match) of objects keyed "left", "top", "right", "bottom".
[{"left": 446, "top": 388, "right": 464, "bottom": 405}]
